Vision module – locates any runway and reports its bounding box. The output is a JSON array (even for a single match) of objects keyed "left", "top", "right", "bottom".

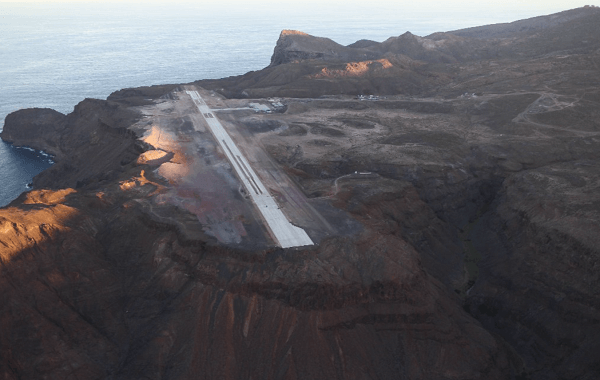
[{"left": 185, "top": 90, "right": 313, "bottom": 248}]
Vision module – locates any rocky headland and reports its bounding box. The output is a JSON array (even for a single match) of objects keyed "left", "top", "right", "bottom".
[{"left": 1, "top": 6, "right": 599, "bottom": 380}]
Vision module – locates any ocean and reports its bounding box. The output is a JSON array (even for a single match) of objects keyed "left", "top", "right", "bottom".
[{"left": 0, "top": 0, "right": 568, "bottom": 206}]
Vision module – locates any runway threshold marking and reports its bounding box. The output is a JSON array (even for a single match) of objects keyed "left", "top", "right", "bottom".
[{"left": 186, "top": 90, "right": 313, "bottom": 248}]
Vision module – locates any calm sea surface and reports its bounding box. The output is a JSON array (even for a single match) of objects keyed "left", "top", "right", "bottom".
[{"left": 0, "top": 1, "right": 564, "bottom": 206}]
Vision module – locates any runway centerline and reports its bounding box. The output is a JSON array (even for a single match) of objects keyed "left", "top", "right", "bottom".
[{"left": 185, "top": 90, "right": 313, "bottom": 248}]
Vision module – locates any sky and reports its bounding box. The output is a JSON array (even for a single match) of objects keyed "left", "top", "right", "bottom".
[
  {"left": 1, "top": 1, "right": 596, "bottom": 46},
  {"left": 0, "top": 0, "right": 596, "bottom": 10},
  {"left": 1, "top": 1, "right": 596, "bottom": 25}
]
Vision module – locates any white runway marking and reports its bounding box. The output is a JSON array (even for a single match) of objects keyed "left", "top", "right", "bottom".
[{"left": 186, "top": 90, "right": 313, "bottom": 248}]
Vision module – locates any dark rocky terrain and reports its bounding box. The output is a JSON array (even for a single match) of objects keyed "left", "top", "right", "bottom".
[{"left": 1, "top": 6, "right": 599, "bottom": 380}]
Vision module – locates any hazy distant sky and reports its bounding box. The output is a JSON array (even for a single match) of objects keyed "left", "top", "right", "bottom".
[
  {"left": 0, "top": 0, "right": 596, "bottom": 11},
  {"left": 2, "top": 1, "right": 596, "bottom": 23},
  {"left": 2, "top": 0, "right": 596, "bottom": 41}
]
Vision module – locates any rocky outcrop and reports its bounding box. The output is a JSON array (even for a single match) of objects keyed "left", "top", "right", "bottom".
[
  {"left": 1, "top": 108, "right": 67, "bottom": 157},
  {"left": 270, "top": 30, "right": 380, "bottom": 66},
  {"left": 1, "top": 98, "right": 146, "bottom": 189}
]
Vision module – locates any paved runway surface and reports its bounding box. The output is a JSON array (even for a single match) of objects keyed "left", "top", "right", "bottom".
[{"left": 186, "top": 90, "right": 313, "bottom": 248}]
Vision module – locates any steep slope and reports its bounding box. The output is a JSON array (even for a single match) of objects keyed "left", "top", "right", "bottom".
[
  {"left": 0, "top": 176, "right": 516, "bottom": 379},
  {"left": 465, "top": 161, "right": 600, "bottom": 379},
  {"left": 2, "top": 98, "right": 146, "bottom": 189},
  {"left": 270, "top": 30, "right": 380, "bottom": 66},
  {"left": 447, "top": 6, "right": 600, "bottom": 39}
]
